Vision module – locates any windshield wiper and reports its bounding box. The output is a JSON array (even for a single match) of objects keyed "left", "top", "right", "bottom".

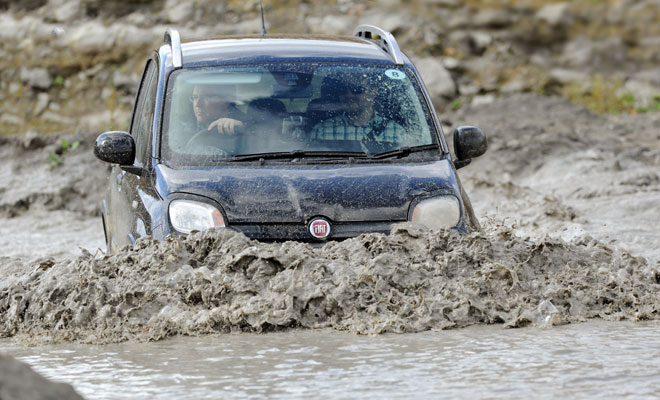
[
  {"left": 228, "top": 150, "right": 366, "bottom": 162},
  {"left": 367, "top": 144, "right": 439, "bottom": 160},
  {"left": 223, "top": 145, "right": 438, "bottom": 162}
]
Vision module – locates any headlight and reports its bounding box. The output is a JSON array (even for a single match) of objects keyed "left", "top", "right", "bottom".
[
  {"left": 410, "top": 196, "right": 461, "bottom": 230},
  {"left": 169, "top": 199, "right": 225, "bottom": 234}
]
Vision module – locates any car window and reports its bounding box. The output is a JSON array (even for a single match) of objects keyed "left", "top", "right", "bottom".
[
  {"left": 131, "top": 60, "right": 157, "bottom": 165},
  {"left": 162, "top": 63, "right": 437, "bottom": 165}
]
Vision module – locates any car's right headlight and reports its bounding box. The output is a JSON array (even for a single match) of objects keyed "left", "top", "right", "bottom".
[
  {"left": 169, "top": 199, "right": 225, "bottom": 234},
  {"left": 410, "top": 196, "right": 461, "bottom": 230}
]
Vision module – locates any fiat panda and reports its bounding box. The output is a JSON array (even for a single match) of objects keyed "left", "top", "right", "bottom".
[{"left": 94, "top": 25, "right": 487, "bottom": 252}]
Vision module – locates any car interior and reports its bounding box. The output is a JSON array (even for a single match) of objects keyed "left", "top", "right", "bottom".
[{"left": 163, "top": 65, "right": 434, "bottom": 161}]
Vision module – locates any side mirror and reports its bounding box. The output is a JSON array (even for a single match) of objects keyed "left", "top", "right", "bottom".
[
  {"left": 94, "top": 131, "right": 143, "bottom": 175},
  {"left": 453, "top": 125, "right": 487, "bottom": 169},
  {"left": 94, "top": 131, "right": 135, "bottom": 165}
]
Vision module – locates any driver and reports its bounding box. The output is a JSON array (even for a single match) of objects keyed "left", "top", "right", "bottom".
[{"left": 191, "top": 84, "right": 245, "bottom": 135}]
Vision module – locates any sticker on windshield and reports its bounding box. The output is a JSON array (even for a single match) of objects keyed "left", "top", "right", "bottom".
[{"left": 384, "top": 69, "right": 406, "bottom": 80}]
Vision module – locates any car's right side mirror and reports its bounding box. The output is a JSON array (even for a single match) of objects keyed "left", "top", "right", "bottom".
[{"left": 453, "top": 125, "right": 487, "bottom": 169}]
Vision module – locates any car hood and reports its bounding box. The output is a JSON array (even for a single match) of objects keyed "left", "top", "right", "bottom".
[{"left": 154, "top": 159, "right": 459, "bottom": 224}]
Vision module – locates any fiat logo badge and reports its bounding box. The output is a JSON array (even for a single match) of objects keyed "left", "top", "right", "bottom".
[{"left": 309, "top": 218, "right": 331, "bottom": 239}]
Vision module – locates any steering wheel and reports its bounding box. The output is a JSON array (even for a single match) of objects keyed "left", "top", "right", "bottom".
[{"left": 185, "top": 129, "right": 242, "bottom": 154}]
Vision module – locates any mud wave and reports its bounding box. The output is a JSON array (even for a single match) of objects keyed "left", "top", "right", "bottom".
[{"left": 1, "top": 223, "right": 658, "bottom": 344}]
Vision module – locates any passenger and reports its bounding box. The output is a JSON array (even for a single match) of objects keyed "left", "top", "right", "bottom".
[{"left": 309, "top": 75, "right": 411, "bottom": 150}]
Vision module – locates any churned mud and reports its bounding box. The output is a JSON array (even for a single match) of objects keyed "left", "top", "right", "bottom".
[{"left": 1, "top": 223, "right": 659, "bottom": 345}]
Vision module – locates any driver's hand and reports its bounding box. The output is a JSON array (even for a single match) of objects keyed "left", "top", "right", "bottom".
[{"left": 208, "top": 118, "right": 245, "bottom": 135}]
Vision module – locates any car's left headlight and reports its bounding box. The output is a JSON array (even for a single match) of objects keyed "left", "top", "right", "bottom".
[
  {"left": 169, "top": 199, "right": 225, "bottom": 234},
  {"left": 410, "top": 196, "right": 461, "bottom": 230}
]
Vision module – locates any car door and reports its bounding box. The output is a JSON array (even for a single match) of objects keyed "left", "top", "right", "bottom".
[{"left": 107, "top": 59, "right": 159, "bottom": 249}]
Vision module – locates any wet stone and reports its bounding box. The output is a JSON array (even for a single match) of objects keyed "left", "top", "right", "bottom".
[
  {"left": 19, "top": 67, "right": 52, "bottom": 90},
  {"left": 535, "top": 2, "right": 572, "bottom": 27},
  {"left": 0, "top": 354, "right": 84, "bottom": 400}
]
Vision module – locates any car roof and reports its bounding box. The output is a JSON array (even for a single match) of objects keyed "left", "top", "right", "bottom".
[{"left": 158, "top": 32, "right": 412, "bottom": 69}]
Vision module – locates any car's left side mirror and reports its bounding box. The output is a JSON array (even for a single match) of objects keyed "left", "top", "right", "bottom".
[
  {"left": 453, "top": 125, "right": 487, "bottom": 169},
  {"left": 94, "top": 131, "right": 143, "bottom": 175}
]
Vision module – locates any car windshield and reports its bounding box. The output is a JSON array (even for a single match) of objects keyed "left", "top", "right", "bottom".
[{"left": 162, "top": 63, "right": 437, "bottom": 165}]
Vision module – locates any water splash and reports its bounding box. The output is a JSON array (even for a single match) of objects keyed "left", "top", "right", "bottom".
[{"left": 2, "top": 223, "right": 658, "bottom": 345}]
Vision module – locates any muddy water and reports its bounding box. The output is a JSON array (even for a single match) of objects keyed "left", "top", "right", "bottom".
[
  {"left": 2, "top": 224, "right": 660, "bottom": 398},
  {"left": 3, "top": 321, "right": 660, "bottom": 399},
  {"left": 1, "top": 95, "right": 660, "bottom": 398},
  {"left": 3, "top": 224, "right": 660, "bottom": 345}
]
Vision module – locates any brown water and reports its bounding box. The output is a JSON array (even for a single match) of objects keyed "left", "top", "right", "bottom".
[{"left": 3, "top": 320, "right": 660, "bottom": 399}]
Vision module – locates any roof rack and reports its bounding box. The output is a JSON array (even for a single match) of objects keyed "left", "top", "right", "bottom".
[
  {"left": 164, "top": 28, "right": 183, "bottom": 69},
  {"left": 353, "top": 25, "right": 404, "bottom": 65}
]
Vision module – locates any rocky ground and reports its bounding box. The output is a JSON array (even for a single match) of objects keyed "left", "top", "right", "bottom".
[
  {"left": 446, "top": 93, "right": 660, "bottom": 261},
  {"left": 0, "top": 0, "right": 659, "bottom": 135}
]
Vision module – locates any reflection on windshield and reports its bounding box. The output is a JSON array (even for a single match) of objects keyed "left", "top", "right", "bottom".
[{"left": 162, "top": 63, "right": 437, "bottom": 164}]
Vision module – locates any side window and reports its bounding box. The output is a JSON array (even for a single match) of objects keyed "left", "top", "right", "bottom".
[{"left": 130, "top": 60, "right": 158, "bottom": 165}]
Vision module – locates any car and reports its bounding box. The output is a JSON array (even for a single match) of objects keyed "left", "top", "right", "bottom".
[{"left": 94, "top": 25, "right": 487, "bottom": 252}]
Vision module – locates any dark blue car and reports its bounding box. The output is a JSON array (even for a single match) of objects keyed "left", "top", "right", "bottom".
[{"left": 94, "top": 25, "right": 487, "bottom": 252}]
